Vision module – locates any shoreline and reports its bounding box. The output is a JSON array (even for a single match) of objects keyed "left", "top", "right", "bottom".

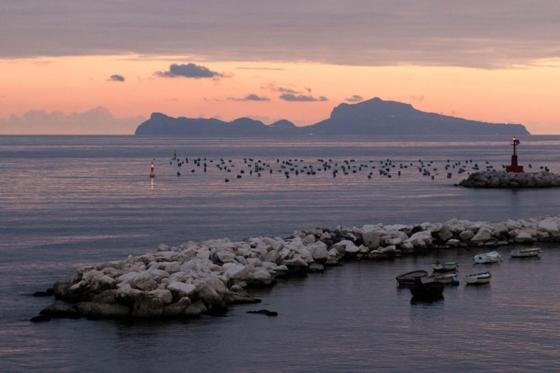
[{"left": 34, "top": 215, "right": 560, "bottom": 322}]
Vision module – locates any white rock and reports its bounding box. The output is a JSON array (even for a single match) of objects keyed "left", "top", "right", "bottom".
[
  {"left": 333, "top": 240, "right": 359, "bottom": 254},
  {"left": 249, "top": 268, "right": 273, "bottom": 284},
  {"left": 167, "top": 281, "right": 197, "bottom": 298},
  {"left": 472, "top": 227, "right": 493, "bottom": 242},
  {"left": 538, "top": 218, "right": 559, "bottom": 233},
  {"left": 459, "top": 230, "right": 474, "bottom": 241},
  {"left": 437, "top": 226, "right": 453, "bottom": 242},
  {"left": 308, "top": 241, "right": 328, "bottom": 261},
  {"left": 222, "top": 263, "right": 248, "bottom": 280},
  {"left": 302, "top": 234, "right": 316, "bottom": 245},
  {"left": 514, "top": 230, "right": 534, "bottom": 243},
  {"left": 361, "top": 225, "right": 382, "bottom": 249},
  {"left": 447, "top": 239, "right": 461, "bottom": 247},
  {"left": 284, "top": 256, "right": 308, "bottom": 268},
  {"left": 149, "top": 289, "right": 173, "bottom": 305},
  {"left": 118, "top": 271, "right": 157, "bottom": 291},
  {"left": 379, "top": 245, "right": 398, "bottom": 254},
  {"left": 407, "top": 231, "right": 432, "bottom": 247}
]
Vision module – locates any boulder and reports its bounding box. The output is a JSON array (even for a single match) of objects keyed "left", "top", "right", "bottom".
[
  {"left": 447, "top": 239, "right": 461, "bottom": 248},
  {"left": 459, "top": 230, "right": 474, "bottom": 241},
  {"left": 308, "top": 241, "right": 328, "bottom": 262},
  {"left": 148, "top": 289, "right": 173, "bottom": 305},
  {"left": 223, "top": 263, "right": 249, "bottom": 280},
  {"left": 302, "top": 234, "right": 316, "bottom": 245},
  {"left": 248, "top": 268, "right": 274, "bottom": 286},
  {"left": 515, "top": 230, "right": 535, "bottom": 243},
  {"left": 437, "top": 226, "right": 453, "bottom": 242},
  {"left": 361, "top": 226, "right": 382, "bottom": 249},
  {"left": 333, "top": 240, "right": 360, "bottom": 254},
  {"left": 91, "top": 289, "right": 118, "bottom": 304},
  {"left": 167, "top": 281, "right": 197, "bottom": 299},
  {"left": 131, "top": 293, "right": 166, "bottom": 318},
  {"left": 163, "top": 297, "right": 192, "bottom": 317},
  {"left": 407, "top": 231, "right": 432, "bottom": 248},
  {"left": 216, "top": 250, "right": 236, "bottom": 263},
  {"left": 308, "top": 263, "right": 325, "bottom": 272},
  {"left": 284, "top": 256, "right": 308, "bottom": 269},
  {"left": 472, "top": 227, "right": 493, "bottom": 243},
  {"left": 185, "top": 300, "right": 208, "bottom": 318},
  {"left": 77, "top": 302, "right": 129, "bottom": 318},
  {"left": 40, "top": 301, "right": 80, "bottom": 319},
  {"left": 196, "top": 277, "right": 228, "bottom": 309},
  {"left": 538, "top": 218, "right": 559, "bottom": 233},
  {"left": 118, "top": 271, "right": 158, "bottom": 291}
]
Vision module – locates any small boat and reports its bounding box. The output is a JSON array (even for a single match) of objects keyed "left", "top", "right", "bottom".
[
  {"left": 511, "top": 247, "right": 541, "bottom": 258},
  {"left": 432, "top": 261, "right": 459, "bottom": 273},
  {"left": 396, "top": 270, "right": 429, "bottom": 287},
  {"left": 431, "top": 273, "right": 460, "bottom": 286},
  {"left": 410, "top": 280, "right": 444, "bottom": 301},
  {"left": 473, "top": 251, "right": 502, "bottom": 264},
  {"left": 465, "top": 272, "right": 492, "bottom": 285}
]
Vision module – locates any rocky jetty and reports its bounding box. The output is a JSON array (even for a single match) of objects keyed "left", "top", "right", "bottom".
[
  {"left": 459, "top": 171, "right": 560, "bottom": 188},
  {"left": 35, "top": 216, "right": 560, "bottom": 322}
]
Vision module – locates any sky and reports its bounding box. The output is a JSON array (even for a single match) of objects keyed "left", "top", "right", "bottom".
[{"left": 1, "top": 1, "right": 560, "bottom": 134}]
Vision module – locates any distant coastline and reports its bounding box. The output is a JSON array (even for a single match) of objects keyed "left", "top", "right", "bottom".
[{"left": 135, "top": 97, "right": 530, "bottom": 137}]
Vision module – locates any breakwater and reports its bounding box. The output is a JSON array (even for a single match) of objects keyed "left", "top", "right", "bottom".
[
  {"left": 34, "top": 216, "right": 560, "bottom": 322},
  {"left": 460, "top": 171, "right": 560, "bottom": 188}
]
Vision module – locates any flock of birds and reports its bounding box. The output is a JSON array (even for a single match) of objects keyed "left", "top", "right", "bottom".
[{"left": 166, "top": 152, "right": 550, "bottom": 183}]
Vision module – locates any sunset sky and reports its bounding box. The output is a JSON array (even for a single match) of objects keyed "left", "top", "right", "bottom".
[{"left": 1, "top": 1, "right": 560, "bottom": 134}]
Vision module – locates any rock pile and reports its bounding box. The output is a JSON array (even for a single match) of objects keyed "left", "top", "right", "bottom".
[
  {"left": 34, "top": 216, "right": 560, "bottom": 322},
  {"left": 459, "top": 171, "right": 560, "bottom": 188}
]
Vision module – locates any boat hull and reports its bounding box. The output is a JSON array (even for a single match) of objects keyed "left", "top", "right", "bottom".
[
  {"left": 474, "top": 251, "right": 502, "bottom": 264},
  {"left": 396, "top": 270, "right": 429, "bottom": 287},
  {"left": 432, "top": 262, "right": 459, "bottom": 273},
  {"left": 465, "top": 272, "right": 492, "bottom": 285},
  {"left": 410, "top": 282, "right": 444, "bottom": 302},
  {"left": 511, "top": 248, "right": 541, "bottom": 258}
]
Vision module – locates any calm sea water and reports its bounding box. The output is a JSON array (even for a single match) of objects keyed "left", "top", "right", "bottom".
[{"left": 1, "top": 135, "right": 560, "bottom": 372}]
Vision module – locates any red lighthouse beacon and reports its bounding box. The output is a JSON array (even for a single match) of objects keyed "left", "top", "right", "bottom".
[{"left": 505, "top": 137, "right": 524, "bottom": 173}]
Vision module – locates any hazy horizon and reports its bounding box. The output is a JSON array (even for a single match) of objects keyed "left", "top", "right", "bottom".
[{"left": 2, "top": 1, "right": 560, "bottom": 135}]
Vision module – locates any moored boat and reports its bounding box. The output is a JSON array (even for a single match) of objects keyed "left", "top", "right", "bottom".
[
  {"left": 473, "top": 251, "right": 502, "bottom": 264},
  {"left": 396, "top": 270, "right": 429, "bottom": 287},
  {"left": 431, "top": 273, "right": 460, "bottom": 286},
  {"left": 510, "top": 247, "right": 541, "bottom": 258},
  {"left": 432, "top": 261, "right": 459, "bottom": 273},
  {"left": 410, "top": 279, "right": 445, "bottom": 302},
  {"left": 465, "top": 272, "right": 492, "bottom": 285}
]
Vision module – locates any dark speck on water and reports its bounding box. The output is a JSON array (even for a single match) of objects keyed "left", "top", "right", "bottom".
[{"left": 2, "top": 135, "right": 560, "bottom": 372}]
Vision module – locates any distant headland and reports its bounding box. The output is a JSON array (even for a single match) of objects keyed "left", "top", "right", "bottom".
[{"left": 135, "top": 97, "right": 530, "bottom": 137}]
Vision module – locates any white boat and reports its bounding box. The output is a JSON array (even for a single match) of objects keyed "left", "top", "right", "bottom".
[
  {"left": 465, "top": 272, "right": 492, "bottom": 285},
  {"left": 473, "top": 251, "right": 502, "bottom": 264},
  {"left": 432, "top": 261, "right": 459, "bottom": 273},
  {"left": 511, "top": 247, "right": 541, "bottom": 258}
]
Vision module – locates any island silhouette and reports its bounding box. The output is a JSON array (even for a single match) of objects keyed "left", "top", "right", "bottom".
[{"left": 135, "top": 97, "right": 529, "bottom": 136}]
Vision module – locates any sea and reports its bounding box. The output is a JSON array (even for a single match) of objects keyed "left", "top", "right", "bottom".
[{"left": 1, "top": 135, "right": 560, "bottom": 372}]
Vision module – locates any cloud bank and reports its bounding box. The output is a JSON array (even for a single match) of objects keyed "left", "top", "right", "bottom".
[
  {"left": 228, "top": 94, "right": 270, "bottom": 102},
  {"left": 345, "top": 95, "right": 363, "bottom": 103},
  {"left": 157, "top": 63, "right": 223, "bottom": 79},
  {"left": 108, "top": 74, "right": 125, "bottom": 82},
  {"left": 279, "top": 94, "right": 328, "bottom": 102},
  {"left": 0, "top": 107, "right": 143, "bottom": 135},
  {"left": 2, "top": 1, "right": 560, "bottom": 67}
]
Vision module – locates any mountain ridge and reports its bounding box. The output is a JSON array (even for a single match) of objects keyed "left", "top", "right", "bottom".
[{"left": 135, "top": 97, "right": 530, "bottom": 136}]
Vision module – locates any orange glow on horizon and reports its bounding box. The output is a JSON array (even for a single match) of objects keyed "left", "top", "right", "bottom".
[{"left": 1, "top": 55, "right": 560, "bottom": 134}]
